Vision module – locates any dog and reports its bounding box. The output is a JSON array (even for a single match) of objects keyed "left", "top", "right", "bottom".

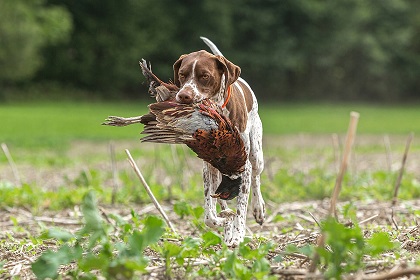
[{"left": 173, "top": 37, "right": 265, "bottom": 246}]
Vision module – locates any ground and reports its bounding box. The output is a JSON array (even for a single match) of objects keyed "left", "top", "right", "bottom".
[{"left": 0, "top": 135, "right": 419, "bottom": 279}]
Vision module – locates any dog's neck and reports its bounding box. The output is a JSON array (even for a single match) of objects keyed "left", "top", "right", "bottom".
[{"left": 214, "top": 74, "right": 227, "bottom": 106}]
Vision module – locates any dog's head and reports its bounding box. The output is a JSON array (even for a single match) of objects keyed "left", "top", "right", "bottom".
[{"left": 173, "top": 50, "right": 241, "bottom": 104}]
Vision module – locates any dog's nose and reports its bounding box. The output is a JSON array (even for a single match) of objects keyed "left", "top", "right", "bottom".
[{"left": 176, "top": 91, "right": 193, "bottom": 104}]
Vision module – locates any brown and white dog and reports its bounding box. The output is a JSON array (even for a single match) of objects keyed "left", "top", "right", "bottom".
[{"left": 174, "top": 37, "right": 265, "bottom": 246}]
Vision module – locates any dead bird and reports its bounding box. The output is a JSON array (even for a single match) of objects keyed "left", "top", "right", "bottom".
[
  {"left": 140, "top": 98, "right": 247, "bottom": 200},
  {"left": 103, "top": 62, "right": 247, "bottom": 200}
]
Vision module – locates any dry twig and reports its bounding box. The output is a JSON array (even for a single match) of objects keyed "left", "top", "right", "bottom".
[
  {"left": 1, "top": 142, "right": 21, "bottom": 186},
  {"left": 361, "top": 267, "right": 420, "bottom": 280},
  {"left": 390, "top": 133, "right": 414, "bottom": 229},
  {"left": 125, "top": 149, "right": 177, "bottom": 234},
  {"left": 391, "top": 132, "right": 414, "bottom": 206}
]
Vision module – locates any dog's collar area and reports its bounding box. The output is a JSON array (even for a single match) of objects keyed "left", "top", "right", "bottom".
[{"left": 221, "top": 85, "right": 232, "bottom": 108}]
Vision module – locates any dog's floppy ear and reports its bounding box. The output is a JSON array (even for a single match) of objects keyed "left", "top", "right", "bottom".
[
  {"left": 173, "top": 54, "right": 187, "bottom": 87},
  {"left": 215, "top": 55, "right": 241, "bottom": 88}
]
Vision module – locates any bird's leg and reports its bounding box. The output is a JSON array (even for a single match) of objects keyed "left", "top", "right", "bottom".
[{"left": 102, "top": 116, "right": 143, "bottom": 127}]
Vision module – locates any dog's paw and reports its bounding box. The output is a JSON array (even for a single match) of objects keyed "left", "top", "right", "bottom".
[
  {"left": 224, "top": 237, "right": 241, "bottom": 248},
  {"left": 218, "top": 209, "right": 236, "bottom": 220},
  {"left": 224, "top": 226, "right": 244, "bottom": 248},
  {"left": 252, "top": 199, "right": 266, "bottom": 225}
]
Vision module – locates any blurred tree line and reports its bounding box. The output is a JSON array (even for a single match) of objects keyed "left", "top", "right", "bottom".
[{"left": 1, "top": 0, "right": 419, "bottom": 102}]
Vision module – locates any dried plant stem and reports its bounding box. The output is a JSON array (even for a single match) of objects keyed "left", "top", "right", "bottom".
[
  {"left": 358, "top": 214, "right": 379, "bottom": 225},
  {"left": 361, "top": 267, "right": 420, "bottom": 280},
  {"left": 309, "top": 111, "right": 360, "bottom": 273},
  {"left": 391, "top": 133, "right": 414, "bottom": 206},
  {"left": 125, "top": 149, "right": 177, "bottom": 234},
  {"left": 329, "top": 111, "right": 360, "bottom": 217},
  {"left": 1, "top": 143, "right": 21, "bottom": 186}
]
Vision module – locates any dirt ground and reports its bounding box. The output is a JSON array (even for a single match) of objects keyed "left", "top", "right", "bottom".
[
  {"left": 0, "top": 199, "right": 419, "bottom": 279},
  {"left": 0, "top": 135, "right": 419, "bottom": 279}
]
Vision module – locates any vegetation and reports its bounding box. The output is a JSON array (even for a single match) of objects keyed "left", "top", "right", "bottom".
[
  {"left": 28, "top": 192, "right": 397, "bottom": 279},
  {"left": 0, "top": 101, "right": 419, "bottom": 278},
  {"left": 0, "top": 0, "right": 71, "bottom": 83},
  {"left": 1, "top": 0, "right": 419, "bottom": 277},
  {"left": 1, "top": 0, "right": 420, "bottom": 101},
  {"left": 0, "top": 102, "right": 419, "bottom": 148}
]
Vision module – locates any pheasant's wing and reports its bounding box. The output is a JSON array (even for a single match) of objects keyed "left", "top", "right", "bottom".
[{"left": 141, "top": 101, "right": 217, "bottom": 144}]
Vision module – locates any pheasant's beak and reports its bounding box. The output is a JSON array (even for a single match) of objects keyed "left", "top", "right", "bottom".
[
  {"left": 210, "top": 193, "right": 221, "bottom": 198},
  {"left": 211, "top": 192, "right": 231, "bottom": 200}
]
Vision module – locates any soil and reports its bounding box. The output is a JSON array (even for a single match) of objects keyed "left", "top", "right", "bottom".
[{"left": 0, "top": 136, "right": 419, "bottom": 279}]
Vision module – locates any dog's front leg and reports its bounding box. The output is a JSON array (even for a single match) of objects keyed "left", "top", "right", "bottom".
[
  {"left": 203, "top": 163, "right": 230, "bottom": 228},
  {"left": 223, "top": 161, "right": 252, "bottom": 247}
]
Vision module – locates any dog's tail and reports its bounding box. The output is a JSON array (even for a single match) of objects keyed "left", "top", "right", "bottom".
[{"left": 200, "top": 36, "right": 223, "bottom": 56}]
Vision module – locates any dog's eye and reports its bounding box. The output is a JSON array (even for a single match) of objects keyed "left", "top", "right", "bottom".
[
  {"left": 201, "top": 74, "right": 210, "bottom": 80},
  {"left": 178, "top": 73, "right": 185, "bottom": 81}
]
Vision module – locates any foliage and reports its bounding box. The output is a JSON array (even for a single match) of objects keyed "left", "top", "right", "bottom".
[
  {"left": 0, "top": 0, "right": 72, "bottom": 83},
  {"left": 281, "top": 218, "right": 397, "bottom": 279},
  {"left": 30, "top": 190, "right": 277, "bottom": 279},
  {"left": 317, "top": 218, "right": 396, "bottom": 278},
  {"left": 32, "top": 191, "right": 166, "bottom": 279},
  {"left": 29, "top": 190, "right": 401, "bottom": 279},
  {"left": 2, "top": 0, "right": 420, "bottom": 101}
]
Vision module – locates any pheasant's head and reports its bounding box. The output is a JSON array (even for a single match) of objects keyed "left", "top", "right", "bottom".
[{"left": 210, "top": 175, "right": 242, "bottom": 201}]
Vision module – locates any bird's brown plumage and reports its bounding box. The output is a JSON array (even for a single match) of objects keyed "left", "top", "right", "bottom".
[
  {"left": 140, "top": 99, "right": 247, "bottom": 178},
  {"left": 104, "top": 60, "right": 247, "bottom": 199}
]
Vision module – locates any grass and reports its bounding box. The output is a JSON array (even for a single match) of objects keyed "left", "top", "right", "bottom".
[
  {"left": 0, "top": 102, "right": 147, "bottom": 147},
  {"left": 260, "top": 103, "right": 420, "bottom": 135},
  {"left": 1, "top": 101, "right": 419, "bottom": 147},
  {"left": 1, "top": 101, "right": 419, "bottom": 278}
]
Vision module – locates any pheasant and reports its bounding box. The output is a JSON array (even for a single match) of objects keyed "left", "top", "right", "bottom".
[
  {"left": 139, "top": 59, "right": 178, "bottom": 102},
  {"left": 103, "top": 61, "right": 247, "bottom": 200}
]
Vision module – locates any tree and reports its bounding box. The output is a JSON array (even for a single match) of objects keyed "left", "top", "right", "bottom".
[
  {"left": 39, "top": 0, "right": 234, "bottom": 96},
  {"left": 0, "top": 0, "right": 72, "bottom": 84}
]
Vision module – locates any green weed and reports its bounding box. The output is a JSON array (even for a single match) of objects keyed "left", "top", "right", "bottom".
[
  {"left": 32, "top": 191, "right": 166, "bottom": 279},
  {"left": 28, "top": 189, "right": 404, "bottom": 279}
]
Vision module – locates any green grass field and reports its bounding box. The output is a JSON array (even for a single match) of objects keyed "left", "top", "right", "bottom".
[{"left": 1, "top": 102, "right": 419, "bottom": 147}]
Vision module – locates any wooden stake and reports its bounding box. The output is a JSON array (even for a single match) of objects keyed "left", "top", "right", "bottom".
[
  {"left": 309, "top": 111, "right": 360, "bottom": 273},
  {"left": 329, "top": 111, "right": 360, "bottom": 217},
  {"left": 125, "top": 149, "right": 177, "bottom": 234},
  {"left": 1, "top": 143, "right": 21, "bottom": 187}
]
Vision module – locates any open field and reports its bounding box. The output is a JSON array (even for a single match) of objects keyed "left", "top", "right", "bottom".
[
  {"left": 0, "top": 102, "right": 419, "bottom": 278},
  {"left": 1, "top": 102, "right": 420, "bottom": 147}
]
